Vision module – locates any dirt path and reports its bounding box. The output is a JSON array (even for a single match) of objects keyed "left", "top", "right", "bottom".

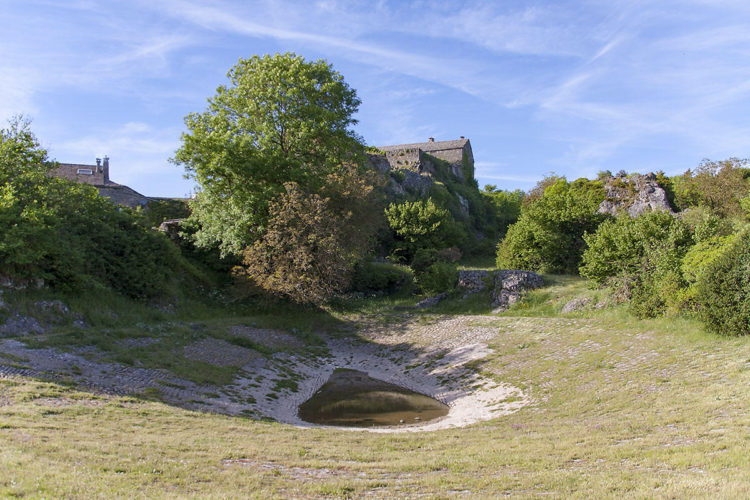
[{"left": 0, "top": 315, "right": 529, "bottom": 432}]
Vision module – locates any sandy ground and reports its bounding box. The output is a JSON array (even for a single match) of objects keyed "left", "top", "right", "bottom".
[{"left": 0, "top": 315, "right": 529, "bottom": 432}]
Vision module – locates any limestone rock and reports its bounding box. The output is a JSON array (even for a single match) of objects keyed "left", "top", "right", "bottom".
[
  {"left": 561, "top": 297, "right": 594, "bottom": 314},
  {"left": 158, "top": 219, "right": 185, "bottom": 240},
  {"left": 35, "top": 300, "right": 69, "bottom": 315},
  {"left": 0, "top": 314, "right": 45, "bottom": 337},
  {"left": 415, "top": 292, "right": 449, "bottom": 309},
  {"left": 491, "top": 270, "right": 544, "bottom": 312},
  {"left": 598, "top": 173, "right": 673, "bottom": 217},
  {"left": 457, "top": 270, "right": 491, "bottom": 292},
  {"left": 457, "top": 193, "right": 470, "bottom": 217}
]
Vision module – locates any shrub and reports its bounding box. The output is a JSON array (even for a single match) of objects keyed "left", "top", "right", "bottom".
[
  {"left": 416, "top": 261, "right": 457, "bottom": 295},
  {"left": 350, "top": 261, "right": 412, "bottom": 294},
  {"left": 481, "top": 188, "right": 524, "bottom": 238},
  {"left": 695, "top": 230, "right": 750, "bottom": 335},
  {"left": 0, "top": 118, "right": 177, "bottom": 299},
  {"left": 385, "top": 198, "right": 458, "bottom": 263},
  {"left": 580, "top": 210, "right": 680, "bottom": 286},
  {"left": 580, "top": 210, "right": 692, "bottom": 317},
  {"left": 497, "top": 178, "right": 605, "bottom": 274},
  {"left": 670, "top": 158, "right": 750, "bottom": 217}
]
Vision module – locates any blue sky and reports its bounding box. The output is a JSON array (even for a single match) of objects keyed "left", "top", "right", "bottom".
[{"left": 2, "top": 0, "right": 750, "bottom": 197}]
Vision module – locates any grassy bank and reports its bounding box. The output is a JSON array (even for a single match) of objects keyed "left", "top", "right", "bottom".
[{"left": 1, "top": 278, "right": 750, "bottom": 498}]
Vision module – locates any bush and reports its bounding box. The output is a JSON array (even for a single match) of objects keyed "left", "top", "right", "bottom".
[
  {"left": 482, "top": 188, "right": 524, "bottom": 238},
  {"left": 670, "top": 158, "right": 750, "bottom": 217},
  {"left": 497, "top": 178, "right": 605, "bottom": 273},
  {"left": 385, "top": 198, "right": 458, "bottom": 263},
  {"left": 416, "top": 261, "right": 457, "bottom": 295},
  {"left": 350, "top": 261, "right": 412, "bottom": 294},
  {"left": 579, "top": 210, "right": 692, "bottom": 317},
  {"left": 695, "top": 230, "right": 750, "bottom": 335},
  {"left": 0, "top": 119, "right": 179, "bottom": 299},
  {"left": 580, "top": 211, "right": 680, "bottom": 285}
]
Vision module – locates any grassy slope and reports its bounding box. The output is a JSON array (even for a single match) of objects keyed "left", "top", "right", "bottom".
[{"left": 2, "top": 279, "right": 750, "bottom": 498}]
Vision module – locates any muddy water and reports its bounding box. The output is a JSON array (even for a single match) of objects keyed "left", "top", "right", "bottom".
[{"left": 298, "top": 368, "right": 449, "bottom": 427}]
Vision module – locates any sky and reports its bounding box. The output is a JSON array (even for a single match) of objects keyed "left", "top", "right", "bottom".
[{"left": 2, "top": 0, "right": 750, "bottom": 197}]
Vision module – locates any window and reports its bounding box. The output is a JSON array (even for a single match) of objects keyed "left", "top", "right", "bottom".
[{"left": 77, "top": 168, "right": 93, "bottom": 175}]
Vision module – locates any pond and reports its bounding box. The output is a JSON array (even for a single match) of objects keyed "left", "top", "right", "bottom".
[{"left": 298, "top": 368, "right": 449, "bottom": 427}]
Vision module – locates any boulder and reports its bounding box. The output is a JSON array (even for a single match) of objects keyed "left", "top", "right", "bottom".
[
  {"left": 0, "top": 314, "right": 45, "bottom": 337},
  {"left": 457, "top": 270, "right": 491, "bottom": 292},
  {"left": 561, "top": 297, "right": 594, "bottom": 314},
  {"left": 158, "top": 219, "right": 185, "bottom": 240},
  {"left": 35, "top": 300, "right": 69, "bottom": 315},
  {"left": 491, "top": 270, "right": 544, "bottom": 312},
  {"left": 415, "top": 292, "right": 449, "bottom": 309}
]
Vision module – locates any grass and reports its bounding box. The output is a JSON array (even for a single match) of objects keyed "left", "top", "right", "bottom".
[{"left": 2, "top": 278, "right": 750, "bottom": 497}]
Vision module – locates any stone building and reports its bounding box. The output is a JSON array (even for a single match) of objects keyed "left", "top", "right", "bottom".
[
  {"left": 379, "top": 137, "right": 474, "bottom": 182},
  {"left": 50, "top": 156, "right": 151, "bottom": 208}
]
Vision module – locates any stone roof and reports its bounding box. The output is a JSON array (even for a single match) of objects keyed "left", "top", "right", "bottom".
[{"left": 379, "top": 138, "right": 470, "bottom": 153}]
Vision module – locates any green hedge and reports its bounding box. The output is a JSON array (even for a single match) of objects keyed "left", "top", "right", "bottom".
[{"left": 695, "top": 230, "right": 750, "bottom": 335}]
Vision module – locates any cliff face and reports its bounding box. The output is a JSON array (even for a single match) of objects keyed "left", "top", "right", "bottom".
[{"left": 598, "top": 173, "right": 673, "bottom": 217}]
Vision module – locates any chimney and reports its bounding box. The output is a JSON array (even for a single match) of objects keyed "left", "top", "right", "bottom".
[
  {"left": 428, "top": 137, "right": 434, "bottom": 142},
  {"left": 102, "top": 156, "right": 110, "bottom": 183},
  {"left": 96, "top": 158, "right": 102, "bottom": 167},
  {"left": 460, "top": 136, "right": 465, "bottom": 139}
]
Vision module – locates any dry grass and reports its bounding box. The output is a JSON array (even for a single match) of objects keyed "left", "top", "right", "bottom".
[{"left": 2, "top": 280, "right": 750, "bottom": 498}]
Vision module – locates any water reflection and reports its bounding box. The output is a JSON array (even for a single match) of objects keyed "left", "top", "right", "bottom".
[{"left": 298, "top": 368, "right": 449, "bottom": 427}]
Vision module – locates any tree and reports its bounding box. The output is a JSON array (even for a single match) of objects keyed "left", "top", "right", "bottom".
[
  {"left": 671, "top": 158, "right": 750, "bottom": 217},
  {"left": 173, "top": 53, "right": 364, "bottom": 256},
  {"left": 240, "top": 164, "right": 384, "bottom": 304},
  {"left": 496, "top": 178, "right": 605, "bottom": 274}
]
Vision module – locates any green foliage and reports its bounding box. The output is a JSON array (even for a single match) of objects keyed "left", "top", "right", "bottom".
[
  {"left": 415, "top": 260, "right": 458, "bottom": 295},
  {"left": 140, "top": 199, "right": 190, "bottom": 228},
  {"left": 497, "top": 178, "right": 606, "bottom": 274},
  {"left": 580, "top": 211, "right": 680, "bottom": 285},
  {"left": 0, "top": 118, "right": 182, "bottom": 299},
  {"left": 580, "top": 211, "right": 693, "bottom": 317},
  {"left": 670, "top": 158, "right": 750, "bottom": 217},
  {"left": 653, "top": 171, "right": 677, "bottom": 209},
  {"left": 350, "top": 261, "right": 412, "bottom": 295},
  {"left": 695, "top": 230, "right": 750, "bottom": 335},
  {"left": 173, "top": 53, "right": 364, "bottom": 256},
  {"left": 482, "top": 188, "right": 524, "bottom": 238},
  {"left": 682, "top": 234, "right": 738, "bottom": 284},
  {"left": 385, "top": 198, "right": 458, "bottom": 263},
  {"left": 241, "top": 168, "right": 382, "bottom": 305}
]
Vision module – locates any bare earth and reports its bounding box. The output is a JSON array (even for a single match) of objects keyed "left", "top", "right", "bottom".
[{"left": 0, "top": 315, "right": 529, "bottom": 432}]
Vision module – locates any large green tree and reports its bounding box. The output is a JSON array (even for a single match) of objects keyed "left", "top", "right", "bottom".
[{"left": 173, "top": 53, "right": 364, "bottom": 256}]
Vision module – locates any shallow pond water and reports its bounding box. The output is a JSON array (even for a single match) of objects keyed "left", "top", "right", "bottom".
[{"left": 298, "top": 368, "right": 449, "bottom": 427}]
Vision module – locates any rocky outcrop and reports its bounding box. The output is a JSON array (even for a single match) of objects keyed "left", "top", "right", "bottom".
[
  {"left": 457, "top": 270, "right": 490, "bottom": 292},
  {"left": 0, "top": 313, "right": 45, "bottom": 337},
  {"left": 491, "top": 270, "right": 544, "bottom": 312},
  {"left": 599, "top": 173, "right": 673, "bottom": 217},
  {"left": 158, "top": 219, "right": 185, "bottom": 240},
  {"left": 561, "top": 297, "right": 594, "bottom": 314},
  {"left": 456, "top": 269, "right": 543, "bottom": 312},
  {"left": 367, "top": 153, "right": 435, "bottom": 197}
]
